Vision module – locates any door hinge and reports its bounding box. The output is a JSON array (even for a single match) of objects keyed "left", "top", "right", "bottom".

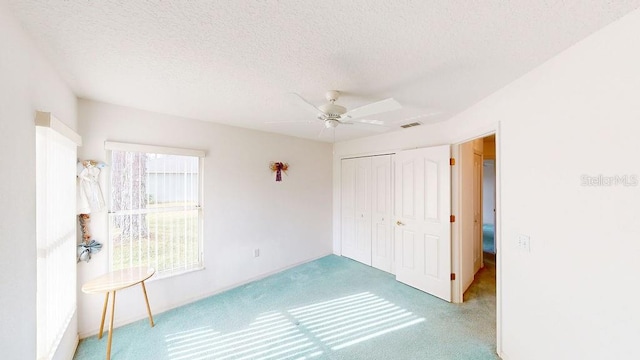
[
  {"left": 451, "top": 273, "right": 456, "bottom": 281},
  {"left": 450, "top": 215, "right": 456, "bottom": 223},
  {"left": 450, "top": 158, "right": 456, "bottom": 166}
]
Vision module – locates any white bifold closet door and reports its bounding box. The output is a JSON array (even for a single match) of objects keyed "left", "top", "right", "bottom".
[{"left": 341, "top": 155, "right": 392, "bottom": 273}]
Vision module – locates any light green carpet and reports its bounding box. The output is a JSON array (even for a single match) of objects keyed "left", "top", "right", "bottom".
[{"left": 74, "top": 255, "right": 498, "bottom": 360}]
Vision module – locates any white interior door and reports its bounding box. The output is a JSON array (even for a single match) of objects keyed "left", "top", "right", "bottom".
[
  {"left": 394, "top": 145, "right": 452, "bottom": 301},
  {"left": 371, "top": 155, "right": 392, "bottom": 273}
]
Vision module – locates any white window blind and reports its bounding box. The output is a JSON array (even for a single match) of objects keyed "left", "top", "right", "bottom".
[
  {"left": 35, "top": 113, "right": 80, "bottom": 360},
  {"left": 106, "top": 142, "right": 204, "bottom": 277}
]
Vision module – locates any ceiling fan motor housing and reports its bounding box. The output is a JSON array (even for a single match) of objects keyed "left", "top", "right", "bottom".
[
  {"left": 319, "top": 91, "right": 346, "bottom": 127},
  {"left": 318, "top": 103, "right": 347, "bottom": 117}
]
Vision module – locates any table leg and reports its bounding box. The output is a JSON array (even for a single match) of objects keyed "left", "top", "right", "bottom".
[
  {"left": 99, "top": 292, "right": 109, "bottom": 339},
  {"left": 106, "top": 291, "right": 116, "bottom": 360},
  {"left": 141, "top": 281, "right": 154, "bottom": 327}
]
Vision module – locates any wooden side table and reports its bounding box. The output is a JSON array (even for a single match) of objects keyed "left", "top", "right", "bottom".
[{"left": 82, "top": 267, "right": 155, "bottom": 359}]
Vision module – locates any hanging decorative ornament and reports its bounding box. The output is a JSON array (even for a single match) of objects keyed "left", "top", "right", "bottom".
[
  {"left": 77, "top": 159, "right": 107, "bottom": 213},
  {"left": 77, "top": 240, "right": 103, "bottom": 263},
  {"left": 269, "top": 162, "right": 289, "bottom": 182},
  {"left": 77, "top": 213, "right": 103, "bottom": 262}
]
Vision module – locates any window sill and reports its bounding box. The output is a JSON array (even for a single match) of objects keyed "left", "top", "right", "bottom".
[{"left": 147, "top": 265, "right": 206, "bottom": 283}]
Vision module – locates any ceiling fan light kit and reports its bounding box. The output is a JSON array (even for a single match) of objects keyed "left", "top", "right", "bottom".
[{"left": 324, "top": 119, "right": 339, "bottom": 128}]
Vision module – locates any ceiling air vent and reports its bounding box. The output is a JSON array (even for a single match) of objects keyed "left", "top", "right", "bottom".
[{"left": 400, "top": 122, "right": 422, "bottom": 129}]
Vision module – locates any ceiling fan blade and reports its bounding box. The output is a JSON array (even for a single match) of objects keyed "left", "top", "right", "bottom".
[
  {"left": 265, "top": 120, "right": 314, "bottom": 125},
  {"left": 390, "top": 111, "right": 443, "bottom": 124},
  {"left": 290, "top": 92, "right": 323, "bottom": 116},
  {"left": 346, "top": 118, "right": 386, "bottom": 125},
  {"left": 343, "top": 122, "right": 391, "bottom": 132},
  {"left": 341, "top": 98, "right": 401, "bottom": 121}
]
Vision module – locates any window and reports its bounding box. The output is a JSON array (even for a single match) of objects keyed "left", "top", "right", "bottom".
[
  {"left": 106, "top": 142, "right": 204, "bottom": 277},
  {"left": 35, "top": 112, "right": 81, "bottom": 360}
]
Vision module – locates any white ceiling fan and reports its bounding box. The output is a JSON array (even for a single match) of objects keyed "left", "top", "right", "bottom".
[{"left": 270, "top": 90, "right": 402, "bottom": 134}]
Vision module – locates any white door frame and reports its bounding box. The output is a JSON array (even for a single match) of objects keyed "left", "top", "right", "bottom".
[{"left": 450, "top": 123, "right": 502, "bottom": 354}]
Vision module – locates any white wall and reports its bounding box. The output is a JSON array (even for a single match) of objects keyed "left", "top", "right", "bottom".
[
  {"left": 76, "top": 99, "right": 333, "bottom": 337},
  {"left": 334, "top": 8, "right": 640, "bottom": 360},
  {"left": 0, "top": 1, "right": 78, "bottom": 358}
]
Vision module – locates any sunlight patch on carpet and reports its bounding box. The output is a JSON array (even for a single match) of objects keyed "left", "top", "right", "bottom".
[
  {"left": 164, "top": 292, "right": 425, "bottom": 359},
  {"left": 289, "top": 292, "right": 426, "bottom": 351},
  {"left": 165, "top": 312, "right": 318, "bottom": 360}
]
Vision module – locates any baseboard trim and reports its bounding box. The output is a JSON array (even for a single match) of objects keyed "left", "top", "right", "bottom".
[
  {"left": 71, "top": 335, "right": 79, "bottom": 360},
  {"left": 79, "top": 252, "right": 333, "bottom": 339}
]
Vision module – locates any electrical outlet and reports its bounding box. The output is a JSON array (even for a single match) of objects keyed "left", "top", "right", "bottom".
[
  {"left": 254, "top": 248, "right": 260, "bottom": 258},
  {"left": 517, "top": 234, "right": 530, "bottom": 252}
]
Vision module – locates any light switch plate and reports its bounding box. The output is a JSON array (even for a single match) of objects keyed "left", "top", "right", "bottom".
[{"left": 517, "top": 234, "right": 530, "bottom": 252}]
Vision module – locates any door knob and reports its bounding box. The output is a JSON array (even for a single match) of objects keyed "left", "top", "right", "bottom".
[{"left": 396, "top": 220, "right": 405, "bottom": 226}]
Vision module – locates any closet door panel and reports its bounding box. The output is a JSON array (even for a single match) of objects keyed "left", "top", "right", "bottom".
[
  {"left": 341, "top": 159, "right": 357, "bottom": 260},
  {"left": 372, "top": 155, "right": 393, "bottom": 273},
  {"left": 353, "top": 157, "right": 372, "bottom": 265}
]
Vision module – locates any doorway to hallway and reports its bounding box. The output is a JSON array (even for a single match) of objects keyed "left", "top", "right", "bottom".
[{"left": 457, "top": 134, "right": 497, "bottom": 293}]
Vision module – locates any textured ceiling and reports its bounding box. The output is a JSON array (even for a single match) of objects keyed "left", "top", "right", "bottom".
[{"left": 8, "top": 0, "right": 640, "bottom": 142}]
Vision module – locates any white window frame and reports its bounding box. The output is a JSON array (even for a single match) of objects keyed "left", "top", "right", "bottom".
[{"left": 105, "top": 141, "right": 205, "bottom": 279}]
